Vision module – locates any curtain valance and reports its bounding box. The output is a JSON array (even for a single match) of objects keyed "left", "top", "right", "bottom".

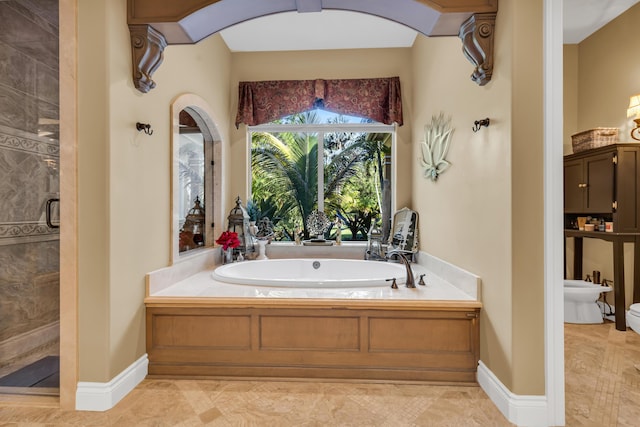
[{"left": 235, "top": 77, "right": 403, "bottom": 127}]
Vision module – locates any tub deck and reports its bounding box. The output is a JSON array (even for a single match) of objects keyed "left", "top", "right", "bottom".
[{"left": 145, "top": 262, "right": 482, "bottom": 384}]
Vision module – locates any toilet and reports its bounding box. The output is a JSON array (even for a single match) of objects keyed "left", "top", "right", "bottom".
[
  {"left": 627, "top": 304, "right": 640, "bottom": 333},
  {"left": 564, "top": 279, "right": 612, "bottom": 324}
]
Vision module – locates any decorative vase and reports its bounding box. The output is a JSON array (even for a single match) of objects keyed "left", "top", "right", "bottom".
[
  {"left": 224, "top": 247, "right": 233, "bottom": 264},
  {"left": 256, "top": 239, "right": 268, "bottom": 260}
]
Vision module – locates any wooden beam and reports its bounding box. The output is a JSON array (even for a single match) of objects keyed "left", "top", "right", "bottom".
[{"left": 126, "top": 0, "right": 499, "bottom": 92}]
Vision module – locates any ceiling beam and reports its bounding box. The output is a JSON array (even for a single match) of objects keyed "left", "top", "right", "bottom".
[{"left": 127, "top": 0, "right": 498, "bottom": 93}]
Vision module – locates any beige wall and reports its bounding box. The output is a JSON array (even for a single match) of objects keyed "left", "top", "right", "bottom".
[
  {"left": 228, "top": 49, "right": 413, "bottom": 211},
  {"left": 75, "top": 0, "right": 547, "bottom": 397},
  {"left": 411, "top": 0, "right": 544, "bottom": 394},
  {"left": 564, "top": 2, "right": 640, "bottom": 308},
  {"left": 577, "top": 3, "right": 640, "bottom": 136},
  {"left": 564, "top": 44, "right": 578, "bottom": 153},
  {"left": 508, "top": 0, "right": 544, "bottom": 395},
  {"left": 77, "top": 0, "right": 231, "bottom": 381}
]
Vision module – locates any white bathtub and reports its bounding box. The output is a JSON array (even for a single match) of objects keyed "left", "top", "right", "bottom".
[{"left": 212, "top": 258, "right": 407, "bottom": 287}]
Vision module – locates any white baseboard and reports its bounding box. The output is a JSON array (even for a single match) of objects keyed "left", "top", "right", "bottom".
[
  {"left": 477, "top": 360, "right": 549, "bottom": 427},
  {"left": 76, "top": 354, "right": 148, "bottom": 411}
]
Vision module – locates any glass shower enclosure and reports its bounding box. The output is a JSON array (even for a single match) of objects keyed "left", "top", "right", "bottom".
[{"left": 0, "top": 0, "right": 60, "bottom": 395}]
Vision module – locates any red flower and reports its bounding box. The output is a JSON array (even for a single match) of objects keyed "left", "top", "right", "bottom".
[{"left": 215, "top": 231, "right": 241, "bottom": 251}]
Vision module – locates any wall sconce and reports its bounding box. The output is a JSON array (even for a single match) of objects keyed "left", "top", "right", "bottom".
[{"left": 628, "top": 94, "right": 640, "bottom": 141}]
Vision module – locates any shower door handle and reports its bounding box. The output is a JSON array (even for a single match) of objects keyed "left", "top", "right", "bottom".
[{"left": 46, "top": 198, "right": 60, "bottom": 229}]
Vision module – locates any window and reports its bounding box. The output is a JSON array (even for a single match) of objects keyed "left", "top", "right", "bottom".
[{"left": 249, "top": 110, "right": 394, "bottom": 242}]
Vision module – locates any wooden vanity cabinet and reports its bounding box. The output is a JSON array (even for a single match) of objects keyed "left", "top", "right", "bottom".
[
  {"left": 564, "top": 143, "right": 640, "bottom": 331},
  {"left": 564, "top": 144, "right": 640, "bottom": 232}
]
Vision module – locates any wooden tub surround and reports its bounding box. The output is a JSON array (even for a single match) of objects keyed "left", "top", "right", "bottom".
[
  {"left": 146, "top": 299, "right": 480, "bottom": 383},
  {"left": 145, "top": 257, "right": 482, "bottom": 384}
]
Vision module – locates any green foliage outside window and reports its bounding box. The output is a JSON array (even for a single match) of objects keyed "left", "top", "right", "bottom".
[{"left": 250, "top": 110, "right": 391, "bottom": 241}]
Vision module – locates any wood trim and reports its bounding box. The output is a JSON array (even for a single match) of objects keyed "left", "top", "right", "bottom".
[
  {"left": 146, "top": 304, "right": 481, "bottom": 383},
  {"left": 145, "top": 296, "right": 483, "bottom": 310},
  {"left": 126, "top": 0, "right": 499, "bottom": 92},
  {"left": 415, "top": 0, "right": 498, "bottom": 13},
  {"left": 128, "top": 0, "right": 497, "bottom": 23},
  {"left": 459, "top": 13, "right": 497, "bottom": 86},
  {"left": 128, "top": 0, "right": 223, "bottom": 23},
  {"left": 59, "top": 0, "right": 78, "bottom": 411}
]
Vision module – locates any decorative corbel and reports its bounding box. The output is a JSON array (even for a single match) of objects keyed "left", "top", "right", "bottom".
[
  {"left": 458, "top": 13, "right": 496, "bottom": 86},
  {"left": 128, "top": 24, "right": 167, "bottom": 93}
]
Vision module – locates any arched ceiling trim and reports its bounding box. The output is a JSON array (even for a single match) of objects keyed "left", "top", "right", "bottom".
[{"left": 127, "top": 0, "right": 498, "bottom": 93}]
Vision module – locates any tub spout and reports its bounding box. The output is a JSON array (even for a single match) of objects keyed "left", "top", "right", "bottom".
[{"left": 386, "top": 249, "right": 416, "bottom": 288}]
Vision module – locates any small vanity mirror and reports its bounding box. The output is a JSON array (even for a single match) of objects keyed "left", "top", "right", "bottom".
[{"left": 389, "top": 207, "right": 419, "bottom": 253}]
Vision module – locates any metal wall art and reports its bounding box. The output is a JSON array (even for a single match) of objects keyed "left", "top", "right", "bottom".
[{"left": 419, "top": 113, "right": 454, "bottom": 182}]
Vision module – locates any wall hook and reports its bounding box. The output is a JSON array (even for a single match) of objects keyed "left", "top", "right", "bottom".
[
  {"left": 472, "top": 118, "right": 490, "bottom": 132},
  {"left": 136, "top": 122, "right": 153, "bottom": 135}
]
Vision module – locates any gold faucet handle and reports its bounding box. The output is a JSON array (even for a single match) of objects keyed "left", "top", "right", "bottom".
[
  {"left": 386, "top": 278, "right": 398, "bottom": 289},
  {"left": 418, "top": 274, "right": 426, "bottom": 286}
]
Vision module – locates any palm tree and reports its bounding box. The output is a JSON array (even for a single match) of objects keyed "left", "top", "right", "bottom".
[
  {"left": 252, "top": 123, "right": 319, "bottom": 239},
  {"left": 251, "top": 111, "right": 389, "bottom": 240}
]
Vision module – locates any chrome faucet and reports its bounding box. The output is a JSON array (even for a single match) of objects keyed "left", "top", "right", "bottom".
[{"left": 386, "top": 249, "right": 416, "bottom": 288}]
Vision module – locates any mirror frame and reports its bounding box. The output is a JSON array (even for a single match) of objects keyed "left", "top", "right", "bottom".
[
  {"left": 170, "top": 93, "right": 224, "bottom": 264},
  {"left": 388, "top": 207, "right": 419, "bottom": 253}
]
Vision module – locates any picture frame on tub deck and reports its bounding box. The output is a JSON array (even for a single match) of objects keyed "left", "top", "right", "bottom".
[{"left": 389, "top": 207, "right": 419, "bottom": 254}]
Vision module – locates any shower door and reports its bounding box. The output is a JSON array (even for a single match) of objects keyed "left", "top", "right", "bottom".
[{"left": 0, "top": 0, "right": 60, "bottom": 394}]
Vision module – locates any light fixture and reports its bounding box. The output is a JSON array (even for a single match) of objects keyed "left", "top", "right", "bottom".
[{"left": 627, "top": 94, "right": 640, "bottom": 141}]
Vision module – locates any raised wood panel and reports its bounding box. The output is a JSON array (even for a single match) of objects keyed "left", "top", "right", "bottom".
[
  {"left": 617, "top": 148, "right": 639, "bottom": 231},
  {"left": 152, "top": 314, "right": 251, "bottom": 349},
  {"left": 584, "top": 152, "right": 614, "bottom": 213},
  {"left": 147, "top": 305, "right": 481, "bottom": 383},
  {"left": 368, "top": 318, "right": 472, "bottom": 352},
  {"left": 260, "top": 316, "right": 359, "bottom": 351},
  {"left": 564, "top": 158, "right": 584, "bottom": 213},
  {"left": 148, "top": 365, "right": 478, "bottom": 383}
]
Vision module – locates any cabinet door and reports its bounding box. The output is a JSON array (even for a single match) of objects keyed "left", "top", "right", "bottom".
[
  {"left": 564, "top": 159, "right": 584, "bottom": 213},
  {"left": 616, "top": 147, "right": 640, "bottom": 231},
  {"left": 585, "top": 152, "right": 614, "bottom": 213}
]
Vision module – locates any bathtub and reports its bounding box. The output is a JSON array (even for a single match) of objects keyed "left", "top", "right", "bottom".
[
  {"left": 145, "top": 252, "right": 482, "bottom": 384},
  {"left": 212, "top": 258, "right": 407, "bottom": 287}
]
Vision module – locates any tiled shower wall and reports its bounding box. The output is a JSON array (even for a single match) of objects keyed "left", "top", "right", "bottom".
[{"left": 0, "top": 0, "right": 60, "bottom": 377}]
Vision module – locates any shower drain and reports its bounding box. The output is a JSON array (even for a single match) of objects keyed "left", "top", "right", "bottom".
[{"left": 312, "top": 261, "right": 321, "bottom": 269}]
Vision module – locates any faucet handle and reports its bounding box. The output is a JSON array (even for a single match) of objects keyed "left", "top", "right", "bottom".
[
  {"left": 418, "top": 274, "right": 426, "bottom": 286},
  {"left": 386, "top": 278, "right": 398, "bottom": 289}
]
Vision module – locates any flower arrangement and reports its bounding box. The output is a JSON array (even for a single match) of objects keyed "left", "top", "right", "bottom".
[{"left": 215, "top": 231, "right": 241, "bottom": 251}]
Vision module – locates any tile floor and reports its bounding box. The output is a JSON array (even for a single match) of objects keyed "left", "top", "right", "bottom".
[
  {"left": 564, "top": 322, "right": 640, "bottom": 427},
  {"left": 0, "top": 322, "right": 637, "bottom": 426}
]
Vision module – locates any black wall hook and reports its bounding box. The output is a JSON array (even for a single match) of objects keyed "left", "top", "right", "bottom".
[
  {"left": 472, "top": 118, "right": 490, "bottom": 132},
  {"left": 136, "top": 122, "right": 153, "bottom": 135}
]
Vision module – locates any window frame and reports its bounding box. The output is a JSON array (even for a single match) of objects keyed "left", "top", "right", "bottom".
[{"left": 247, "top": 121, "right": 397, "bottom": 241}]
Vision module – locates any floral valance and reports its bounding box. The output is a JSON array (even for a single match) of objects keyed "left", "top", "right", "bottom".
[{"left": 235, "top": 77, "right": 403, "bottom": 127}]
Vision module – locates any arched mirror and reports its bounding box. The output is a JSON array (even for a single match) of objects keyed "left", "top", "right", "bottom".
[{"left": 171, "top": 94, "right": 223, "bottom": 263}]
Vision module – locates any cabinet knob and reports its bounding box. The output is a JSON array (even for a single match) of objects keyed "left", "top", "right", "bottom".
[{"left": 578, "top": 183, "right": 587, "bottom": 188}]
